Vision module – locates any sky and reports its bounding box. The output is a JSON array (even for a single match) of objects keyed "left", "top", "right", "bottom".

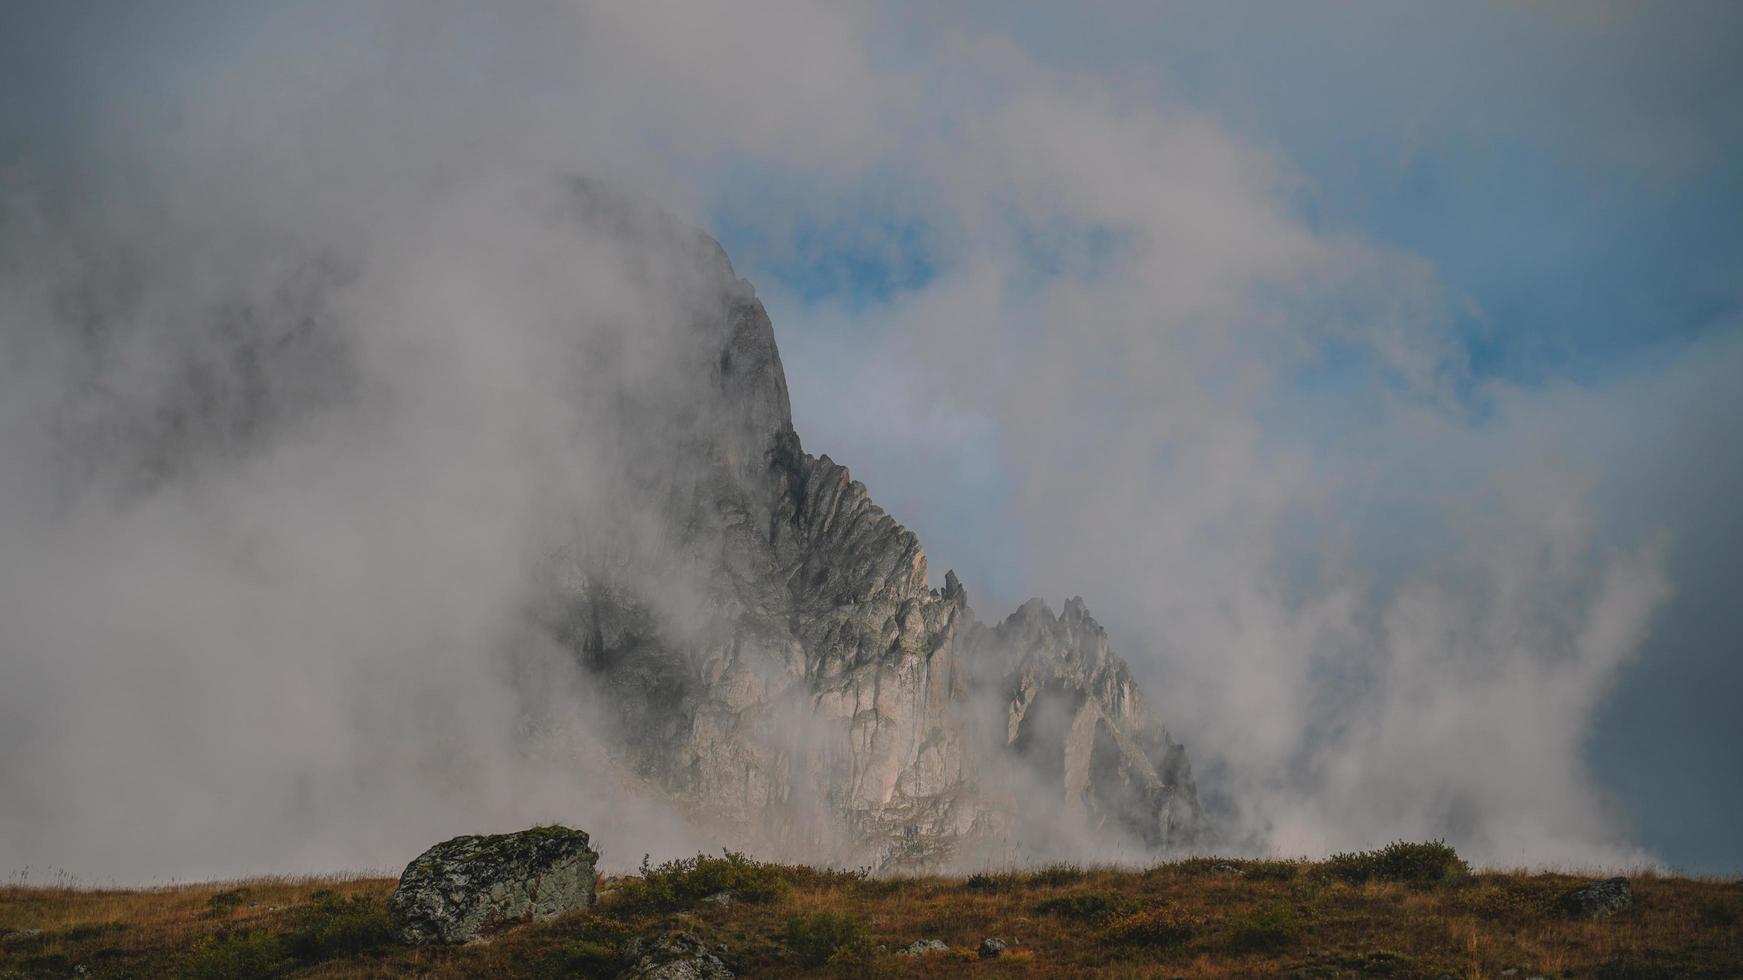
[{"left": 0, "top": 1, "right": 1739, "bottom": 877}]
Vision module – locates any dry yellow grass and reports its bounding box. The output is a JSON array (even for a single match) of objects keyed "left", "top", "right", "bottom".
[{"left": 2, "top": 856, "right": 1739, "bottom": 978}]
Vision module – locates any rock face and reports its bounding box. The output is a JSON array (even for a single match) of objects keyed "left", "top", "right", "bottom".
[
  {"left": 549, "top": 180, "right": 1204, "bottom": 869},
  {"left": 1560, "top": 877, "right": 1633, "bottom": 919},
  {"left": 388, "top": 826, "right": 598, "bottom": 944}
]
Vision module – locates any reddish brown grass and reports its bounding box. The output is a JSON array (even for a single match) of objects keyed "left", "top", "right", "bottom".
[{"left": 3, "top": 859, "right": 1739, "bottom": 978}]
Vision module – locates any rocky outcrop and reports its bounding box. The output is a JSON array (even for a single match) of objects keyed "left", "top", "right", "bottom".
[
  {"left": 620, "top": 931, "right": 735, "bottom": 980},
  {"left": 388, "top": 826, "right": 598, "bottom": 944},
  {"left": 1560, "top": 877, "right": 1633, "bottom": 919},
  {"left": 967, "top": 598, "right": 1202, "bottom": 852},
  {"left": 549, "top": 180, "right": 1204, "bottom": 869}
]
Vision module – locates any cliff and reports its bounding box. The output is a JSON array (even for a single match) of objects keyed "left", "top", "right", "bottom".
[{"left": 549, "top": 180, "right": 1203, "bottom": 869}]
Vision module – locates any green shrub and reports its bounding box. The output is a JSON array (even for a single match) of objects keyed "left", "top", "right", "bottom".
[
  {"left": 1242, "top": 859, "right": 1302, "bottom": 881},
  {"left": 1155, "top": 857, "right": 1239, "bottom": 878},
  {"left": 539, "top": 939, "right": 620, "bottom": 977},
  {"left": 1452, "top": 883, "right": 1541, "bottom": 921},
  {"left": 1596, "top": 957, "right": 1692, "bottom": 980},
  {"left": 1318, "top": 949, "right": 1416, "bottom": 975},
  {"left": 282, "top": 891, "right": 395, "bottom": 962},
  {"left": 615, "top": 851, "right": 794, "bottom": 914},
  {"left": 1026, "top": 864, "right": 1088, "bottom": 887},
  {"left": 1698, "top": 899, "right": 1740, "bottom": 929},
  {"left": 203, "top": 888, "right": 251, "bottom": 918},
  {"left": 1102, "top": 905, "right": 1207, "bottom": 948},
  {"left": 963, "top": 871, "right": 1022, "bottom": 893},
  {"left": 1323, "top": 840, "right": 1468, "bottom": 884},
  {"left": 18, "top": 957, "right": 73, "bottom": 978},
  {"left": 1224, "top": 902, "right": 1300, "bottom": 953},
  {"left": 529, "top": 917, "right": 632, "bottom": 979},
  {"left": 853, "top": 875, "right": 910, "bottom": 898},
  {"left": 1034, "top": 890, "right": 1138, "bottom": 924},
  {"left": 178, "top": 930, "right": 284, "bottom": 980},
  {"left": 825, "top": 935, "right": 884, "bottom": 978},
  {"left": 60, "top": 922, "right": 127, "bottom": 942},
  {"left": 786, "top": 910, "right": 869, "bottom": 967}
]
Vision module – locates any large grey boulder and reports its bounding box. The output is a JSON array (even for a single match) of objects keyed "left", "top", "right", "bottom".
[{"left": 388, "top": 826, "right": 598, "bottom": 944}]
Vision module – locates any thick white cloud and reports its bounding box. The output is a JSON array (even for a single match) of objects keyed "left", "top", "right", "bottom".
[{"left": 1, "top": 0, "right": 1728, "bottom": 879}]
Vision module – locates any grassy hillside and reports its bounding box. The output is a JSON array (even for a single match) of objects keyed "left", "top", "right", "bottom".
[{"left": 3, "top": 846, "right": 1739, "bottom": 978}]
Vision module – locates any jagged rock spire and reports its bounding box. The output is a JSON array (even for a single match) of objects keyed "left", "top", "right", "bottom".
[{"left": 552, "top": 180, "right": 1204, "bottom": 868}]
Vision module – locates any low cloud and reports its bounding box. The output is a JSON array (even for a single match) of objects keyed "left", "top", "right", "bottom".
[{"left": 1, "top": 1, "right": 1732, "bottom": 880}]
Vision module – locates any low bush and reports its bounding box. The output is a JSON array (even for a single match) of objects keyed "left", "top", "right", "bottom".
[
  {"left": 180, "top": 930, "right": 284, "bottom": 980},
  {"left": 1323, "top": 840, "right": 1468, "bottom": 884},
  {"left": 531, "top": 916, "right": 632, "bottom": 978},
  {"left": 1150, "top": 857, "right": 1234, "bottom": 879},
  {"left": 786, "top": 910, "right": 869, "bottom": 967},
  {"left": 1034, "top": 890, "right": 1139, "bottom": 924},
  {"left": 1698, "top": 899, "right": 1740, "bottom": 929},
  {"left": 282, "top": 890, "right": 395, "bottom": 961},
  {"left": 60, "top": 922, "right": 125, "bottom": 942},
  {"left": 615, "top": 851, "right": 795, "bottom": 914},
  {"left": 538, "top": 939, "right": 619, "bottom": 977},
  {"left": 1241, "top": 859, "right": 1302, "bottom": 881},
  {"left": 202, "top": 888, "right": 251, "bottom": 918},
  {"left": 963, "top": 870, "right": 1023, "bottom": 893},
  {"left": 1224, "top": 902, "right": 1300, "bottom": 953},
  {"left": 1102, "top": 904, "right": 1207, "bottom": 948},
  {"left": 853, "top": 875, "right": 910, "bottom": 898},
  {"left": 1452, "top": 883, "right": 1541, "bottom": 921},
  {"left": 1026, "top": 864, "right": 1087, "bottom": 887},
  {"left": 15, "top": 956, "right": 72, "bottom": 979}
]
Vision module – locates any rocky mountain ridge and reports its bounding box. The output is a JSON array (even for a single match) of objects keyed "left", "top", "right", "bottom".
[{"left": 551, "top": 180, "right": 1203, "bottom": 869}]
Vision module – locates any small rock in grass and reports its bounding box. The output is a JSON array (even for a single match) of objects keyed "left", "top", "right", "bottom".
[
  {"left": 1560, "top": 877, "right": 1632, "bottom": 919},
  {"left": 897, "top": 939, "right": 948, "bottom": 956},
  {"left": 622, "top": 930, "right": 734, "bottom": 979},
  {"left": 979, "top": 937, "right": 1009, "bottom": 959}
]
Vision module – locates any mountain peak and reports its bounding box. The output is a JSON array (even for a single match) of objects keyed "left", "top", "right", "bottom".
[{"left": 556, "top": 181, "right": 1204, "bottom": 867}]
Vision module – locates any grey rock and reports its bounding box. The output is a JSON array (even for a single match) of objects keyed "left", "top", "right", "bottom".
[
  {"left": 620, "top": 931, "right": 734, "bottom": 979},
  {"left": 1560, "top": 876, "right": 1632, "bottom": 919},
  {"left": 387, "top": 826, "right": 598, "bottom": 945},
  {"left": 545, "top": 180, "right": 1205, "bottom": 869},
  {"left": 896, "top": 938, "right": 949, "bottom": 956},
  {"left": 978, "top": 937, "right": 1009, "bottom": 959},
  {"left": 700, "top": 891, "right": 734, "bottom": 907}
]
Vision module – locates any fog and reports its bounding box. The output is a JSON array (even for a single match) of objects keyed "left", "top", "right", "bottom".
[{"left": 2, "top": 2, "right": 1737, "bottom": 880}]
